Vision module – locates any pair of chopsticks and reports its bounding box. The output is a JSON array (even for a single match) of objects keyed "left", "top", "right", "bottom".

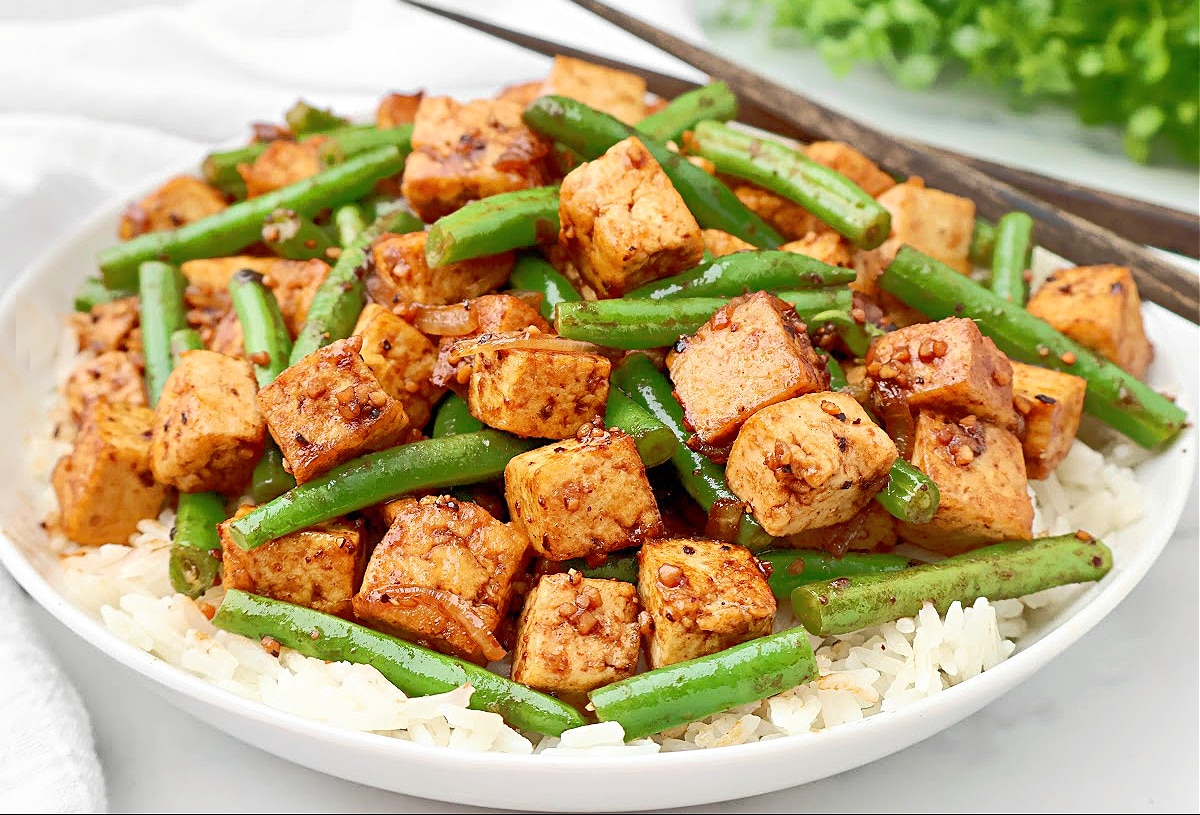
[{"left": 401, "top": 0, "right": 1199, "bottom": 323}]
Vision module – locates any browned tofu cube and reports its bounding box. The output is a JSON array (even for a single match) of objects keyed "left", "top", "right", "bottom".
[
  {"left": 150, "top": 350, "right": 264, "bottom": 494},
  {"left": 351, "top": 496, "right": 529, "bottom": 664},
  {"left": 458, "top": 333, "right": 610, "bottom": 439},
  {"left": 496, "top": 80, "right": 544, "bottom": 108},
  {"left": 780, "top": 231, "right": 852, "bottom": 267},
  {"left": 70, "top": 297, "right": 140, "bottom": 355},
  {"left": 53, "top": 402, "right": 167, "bottom": 545},
  {"left": 726, "top": 392, "right": 898, "bottom": 536},
  {"left": 401, "top": 96, "right": 556, "bottom": 222},
  {"left": 220, "top": 506, "right": 365, "bottom": 617},
  {"left": 1011, "top": 362, "right": 1087, "bottom": 480},
  {"left": 237, "top": 137, "right": 326, "bottom": 199},
  {"left": 430, "top": 293, "right": 551, "bottom": 390},
  {"left": 118, "top": 176, "right": 227, "bottom": 241},
  {"left": 784, "top": 501, "right": 898, "bottom": 554},
  {"left": 505, "top": 427, "right": 662, "bottom": 561},
  {"left": 804, "top": 141, "right": 896, "bottom": 198},
  {"left": 727, "top": 179, "right": 825, "bottom": 241},
  {"left": 558, "top": 136, "right": 704, "bottom": 297},
  {"left": 376, "top": 91, "right": 423, "bottom": 128},
  {"left": 180, "top": 256, "right": 277, "bottom": 290},
  {"left": 866, "top": 317, "right": 1018, "bottom": 430},
  {"left": 1026, "top": 265, "right": 1154, "bottom": 378},
  {"left": 875, "top": 179, "right": 975, "bottom": 275},
  {"left": 899, "top": 412, "right": 1033, "bottom": 555},
  {"left": 702, "top": 228, "right": 754, "bottom": 258},
  {"left": 367, "top": 231, "right": 514, "bottom": 308},
  {"left": 668, "top": 292, "right": 829, "bottom": 446},
  {"left": 511, "top": 573, "right": 640, "bottom": 695},
  {"left": 261, "top": 258, "right": 331, "bottom": 337},
  {"left": 64, "top": 351, "right": 146, "bottom": 422},
  {"left": 257, "top": 336, "right": 409, "bottom": 484},
  {"left": 353, "top": 303, "right": 444, "bottom": 430},
  {"left": 638, "top": 539, "right": 776, "bottom": 669},
  {"left": 541, "top": 55, "right": 647, "bottom": 124}
]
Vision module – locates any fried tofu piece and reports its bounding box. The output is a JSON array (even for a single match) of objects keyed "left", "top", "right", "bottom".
[
  {"left": 466, "top": 347, "right": 610, "bottom": 439},
  {"left": 899, "top": 412, "right": 1033, "bottom": 554},
  {"left": 784, "top": 501, "right": 898, "bottom": 555},
  {"left": 261, "top": 258, "right": 330, "bottom": 337},
  {"left": 64, "top": 350, "right": 146, "bottom": 422},
  {"left": 511, "top": 573, "right": 640, "bottom": 695},
  {"left": 150, "top": 350, "right": 265, "bottom": 494},
  {"left": 351, "top": 496, "right": 529, "bottom": 664},
  {"left": 53, "top": 402, "right": 166, "bottom": 545},
  {"left": 726, "top": 392, "right": 898, "bottom": 536},
  {"left": 780, "top": 231, "right": 853, "bottom": 267},
  {"left": 70, "top": 297, "right": 140, "bottom": 355},
  {"left": 541, "top": 55, "right": 647, "bottom": 124},
  {"left": 866, "top": 317, "right": 1018, "bottom": 430},
  {"left": 237, "top": 137, "right": 326, "bottom": 199},
  {"left": 367, "top": 231, "right": 514, "bottom": 308},
  {"left": 505, "top": 426, "right": 662, "bottom": 561},
  {"left": 430, "top": 294, "right": 551, "bottom": 390},
  {"left": 352, "top": 303, "right": 444, "bottom": 430},
  {"left": 401, "top": 96, "right": 556, "bottom": 222},
  {"left": 496, "top": 80, "right": 544, "bottom": 108},
  {"left": 668, "top": 292, "right": 829, "bottom": 446},
  {"left": 220, "top": 506, "right": 365, "bottom": 617},
  {"left": 376, "top": 91, "right": 423, "bottom": 128},
  {"left": 257, "top": 336, "right": 409, "bottom": 484},
  {"left": 118, "top": 175, "right": 227, "bottom": 240},
  {"left": 727, "top": 179, "right": 825, "bottom": 241},
  {"left": 180, "top": 256, "right": 277, "bottom": 290},
  {"left": 804, "top": 141, "right": 896, "bottom": 198},
  {"left": 874, "top": 179, "right": 975, "bottom": 275},
  {"left": 638, "top": 539, "right": 775, "bottom": 669},
  {"left": 1026, "top": 264, "right": 1154, "bottom": 378},
  {"left": 558, "top": 136, "right": 704, "bottom": 297},
  {"left": 1011, "top": 362, "right": 1087, "bottom": 480},
  {"left": 703, "top": 228, "right": 754, "bottom": 258}
]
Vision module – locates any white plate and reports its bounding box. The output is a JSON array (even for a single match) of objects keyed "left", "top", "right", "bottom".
[{"left": 0, "top": 138, "right": 1195, "bottom": 813}]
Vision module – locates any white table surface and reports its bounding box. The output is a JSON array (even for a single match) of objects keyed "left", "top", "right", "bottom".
[{"left": 9, "top": 1, "right": 1200, "bottom": 811}]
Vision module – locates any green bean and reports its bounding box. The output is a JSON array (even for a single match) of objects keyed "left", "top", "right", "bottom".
[
  {"left": 228, "top": 431, "right": 539, "bottom": 550},
  {"left": 229, "top": 269, "right": 292, "bottom": 387},
  {"left": 507, "top": 254, "right": 581, "bottom": 321},
  {"left": 332, "top": 203, "right": 369, "bottom": 246},
  {"left": 805, "top": 308, "right": 883, "bottom": 357},
  {"left": 690, "top": 120, "right": 892, "bottom": 249},
  {"left": 791, "top": 532, "right": 1113, "bottom": 636},
  {"left": 261, "top": 208, "right": 336, "bottom": 261},
  {"left": 588, "top": 628, "right": 817, "bottom": 740},
  {"left": 432, "top": 393, "right": 485, "bottom": 438},
  {"left": 523, "top": 96, "right": 782, "bottom": 248},
  {"left": 557, "top": 552, "right": 638, "bottom": 584},
  {"left": 636, "top": 81, "right": 739, "bottom": 144},
  {"left": 74, "top": 277, "right": 134, "bottom": 312},
  {"left": 990, "top": 211, "right": 1035, "bottom": 304},
  {"left": 284, "top": 100, "right": 350, "bottom": 137},
  {"left": 168, "top": 328, "right": 202, "bottom": 366},
  {"left": 249, "top": 448, "right": 296, "bottom": 504},
  {"left": 623, "top": 250, "right": 855, "bottom": 300},
  {"left": 881, "top": 246, "right": 1187, "bottom": 448},
  {"left": 756, "top": 549, "right": 910, "bottom": 601},
  {"left": 315, "top": 124, "right": 414, "bottom": 166},
  {"left": 289, "top": 208, "right": 424, "bottom": 365},
  {"left": 168, "top": 491, "right": 226, "bottom": 599},
  {"left": 425, "top": 186, "right": 560, "bottom": 267},
  {"left": 604, "top": 385, "right": 677, "bottom": 467},
  {"left": 137, "top": 261, "right": 189, "bottom": 406},
  {"left": 213, "top": 590, "right": 586, "bottom": 736},
  {"left": 875, "top": 459, "right": 940, "bottom": 525},
  {"left": 102, "top": 145, "right": 408, "bottom": 290},
  {"left": 968, "top": 216, "right": 997, "bottom": 268},
  {"left": 820, "top": 351, "right": 848, "bottom": 390}
]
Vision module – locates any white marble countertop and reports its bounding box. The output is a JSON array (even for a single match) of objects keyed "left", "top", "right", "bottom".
[{"left": 8, "top": 1, "right": 1200, "bottom": 811}]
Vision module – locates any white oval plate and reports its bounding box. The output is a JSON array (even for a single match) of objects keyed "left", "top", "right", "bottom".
[{"left": 0, "top": 142, "right": 1194, "bottom": 812}]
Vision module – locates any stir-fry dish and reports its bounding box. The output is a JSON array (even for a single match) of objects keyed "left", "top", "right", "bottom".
[{"left": 48, "top": 56, "right": 1187, "bottom": 749}]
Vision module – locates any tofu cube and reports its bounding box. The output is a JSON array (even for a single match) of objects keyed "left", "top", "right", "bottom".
[
  {"left": 541, "top": 55, "right": 647, "bottom": 124},
  {"left": 376, "top": 91, "right": 423, "bottom": 128},
  {"left": 1011, "top": 361, "right": 1087, "bottom": 480},
  {"left": 64, "top": 350, "right": 146, "bottom": 422},
  {"left": 351, "top": 496, "right": 529, "bottom": 664},
  {"left": 866, "top": 317, "right": 1018, "bottom": 430},
  {"left": 728, "top": 180, "right": 825, "bottom": 241},
  {"left": 504, "top": 427, "right": 663, "bottom": 561},
  {"left": 262, "top": 259, "right": 331, "bottom": 337},
  {"left": 431, "top": 293, "right": 552, "bottom": 390},
  {"left": 780, "top": 231, "right": 852, "bottom": 268},
  {"left": 804, "top": 141, "right": 897, "bottom": 198},
  {"left": 558, "top": 136, "right": 704, "bottom": 297},
  {"left": 53, "top": 402, "right": 167, "bottom": 545},
  {"left": 702, "top": 228, "right": 754, "bottom": 258},
  {"left": 237, "top": 137, "right": 326, "bottom": 199},
  {"left": 668, "top": 292, "right": 829, "bottom": 446},
  {"left": 150, "top": 350, "right": 265, "bottom": 494},
  {"left": 353, "top": 303, "right": 445, "bottom": 430},
  {"left": 784, "top": 501, "right": 898, "bottom": 554},
  {"left": 180, "top": 256, "right": 276, "bottom": 290},
  {"left": 725, "top": 392, "right": 898, "bottom": 536},
  {"left": 462, "top": 334, "right": 610, "bottom": 439},
  {"left": 70, "top": 297, "right": 140, "bottom": 355},
  {"left": 401, "top": 96, "right": 556, "bottom": 222},
  {"left": 1026, "top": 265, "right": 1154, "bottom": 378},
  {"left": 899, "top": 412, "right": 1033, "bottom": 555},
  {"left": 510, "top": 573, "right": 640, "bottom": 695},
  {"left": 257, "top": 336, "right": 409, "bottom": 484},
  {"left": 496, "top": 80, "right": 545, "bottom": 108},
  {"left": 367, "top": 231, "right": 514, "bottom": 307},
  {"left": 876, "top": 180, "right": 975, "bottom": 274},
  {"left": 220, "top": 506, "right": 365, "bottom": 618},
  {"left": 118, "top": 175, "right": 227, "bottom": 240},
  {"left": 638, "top": 539, "right": 776, "bottom": 669}
]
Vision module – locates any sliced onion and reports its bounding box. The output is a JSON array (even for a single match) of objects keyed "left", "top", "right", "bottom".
[
  {"left": 447, "top": 331, "right": 609, "bottom": 364},
  {"left": 506, "top": 289, "right": 545, "bottom": 311},
  {"left": 380, "top": 585, "right": 506, "bottom": 663},
  {"left": 413, "top": 303, "right": 478, "bottom": 337},
  {"left": 875, "top": 385, "right": 915, "bottom": 460},
  {"left": 704, "top": 498, "right": 746, "bottom": 543}
]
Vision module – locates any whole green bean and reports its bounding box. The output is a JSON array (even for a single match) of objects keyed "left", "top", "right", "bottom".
[
  {"left": 557, "top": 552, "right": 639, "bottom": 584},
  {"left": 523, "top": 96, "right": 783, "bottom": 248},
  {"left": 101, "top": 145, "right": 408, "bottom": 290},
  {"left": 588, "top": 628, "right": 817, "bottom": 740},
  {"left": 75, "top": 277, "right": 134, "bottom": 312},
  {"left": 213, "top": 590, "right": 586, "bottom": 736},
  {"left": 756, "top": 549, "right": 910, "bottom": 601},
  {"left": 228, "top": 431, "right": 539, "bottom": 550},
  {"left": 875, "top": 459, "right": 940, "bottom": 525},
  {"left": 792, "top": 532, "right": 1113, "bottom": 636},
  {"left": 425, "top": 186, "right": 560, "bottom": 267},
  {"left": 881, "top": 246, "right": 1187, "bottom": 448},
  {"left": 432, "top": 393, "right": 485, "bottom": 437},
  {"left": 623, "top": 250, "right": 855, "bottom": 301},
  {"left": 137, "top": 261, "right": 189, "bottom": 406},
  {"left": 507, "top": 254, "right": 581, "bottom": 321},
  {"left": 249, "top": 448, "right": 296, "bottom": 504},
  {"left": 990, "top": 211, "right": 1035, "bottom": 304},
  {"left": 284, "top": 100, "right": 350, "bottom": 137},
  {"left": 315, "top": 124, "right": 414, "bottom": 166},
  {"left": 968, "top": 216, "right": 997, "bottom": 268},
  {"left": 332, "top": 203, "right": 369, "bottom": 247},
  {"left": 690, "top": 120, "right": 891, "bottom": 249},
  {"left": 636, "top": 81, "right": 739, "bottom": 144},
  {"left": 169, "top": 490, "right": 226, "bottom": 599},
  {"left": 289, "top": 208, "right": 424, "bottom": 365},
  {"left": 604, "top": 385, "right": 677, "bottom": 467},
  {"left": 229, "top": 269, "right": 292, "bottom": 387},
  {"left": 261, "top": 208, "right": 336, "bottom": 261}
]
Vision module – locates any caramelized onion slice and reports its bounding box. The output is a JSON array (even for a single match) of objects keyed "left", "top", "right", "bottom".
[
  {"left": 412, "top": 303, "right": 479, "bottom": 337},
  {"left": 704, "top": 498, "right": 746, "bottom": 543},
  {"left": 379, "top": 585, "right": 506, "bottom": 664},
  {"left": 446, "top": 331, "right": 609, "bottom": 365}
]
